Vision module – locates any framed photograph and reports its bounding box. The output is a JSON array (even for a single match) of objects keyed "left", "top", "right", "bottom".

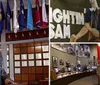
[
  {"left": 59, "top": 59, "right": 64, "bottom": 65},
  {"left": 67, "top": 45, "right": 75, "bottom": 55},
  {"left": 75, "top": 45, "right": 80, "bottom": 57},
  {"left": 84, "top": 45, "right": 90, "bottom": 58},
  {"left": 52, "top": 56, "right": 58, "bottom": 67},
  {"left": 80, "top": 45, "right": 85, "bottom": 57}
]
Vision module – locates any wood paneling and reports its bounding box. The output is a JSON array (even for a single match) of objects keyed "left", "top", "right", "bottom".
[
  {"left": 28, "top": 47, "right": 34, "bottom": 53},
  {"left": 29, "top": 74, "right": 35, "bottom": 81},
  {"left": 14, "top": 44, "right": 20, "bottom": 47},
  {"left": 21, "top": 47, "right": 27, "bottom": 53},
  {"left": 29, "top": 67, "right": 35, "bottom": 73},
  {"left": 35, "top": 47, "right": 41, "bottom": 53},
  {"left": 44, "top": 74, "right": 48, "bottom": 79},
  {"left": 22, "top": 74, "right": 28, "bottom": 81},
  {"left": 36, "top": 67, "right": 43, "bottom": 73},
  {"left": 22, "top": 67, "right": 28, "bottom": 74},
  {"left": 14, "top": 41, "right": 49, "bottom": 84},
  {"left": 6, "top": 29, "right": 48, "bottom": 41},
  {"left": 14, "top": 48, "right": 20, "bottom": 54},
  {"left": 35, "top": 74, "right": 43, "bottom": 81},
  {"left": 15, "top": 74, "right": 21, "bottom": 81},
  {"left": 28, "top": 42, "right": 34, "bottom": 46},
  {"left": 21, "top": 43, "right": 27, "bottom": 47},
  {"left": 44, "top": 66, "right": 49, "bottom": 73}
]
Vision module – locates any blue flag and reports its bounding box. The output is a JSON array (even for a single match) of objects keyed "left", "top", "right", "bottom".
[
  {"left": 27, "top": 0, "right": 34, "bottom": 30},
  {"left": 19, "top": 0, "right": 26, "bottom": 31},
  {"left": 6, "top": 0, "right": 12, "bottom": 32},
  {"left": 0, "top": 1, "right": 5, "bottom": 34}
]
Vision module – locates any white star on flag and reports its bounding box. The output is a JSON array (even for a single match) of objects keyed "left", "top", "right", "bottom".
[{"left": 21, "top": 10, "right": 24, "bottom": 14}]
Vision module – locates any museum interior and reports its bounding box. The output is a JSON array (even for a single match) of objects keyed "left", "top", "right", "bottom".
[{"left": 50, "top": 44, "right": 100, "bottom": 85}]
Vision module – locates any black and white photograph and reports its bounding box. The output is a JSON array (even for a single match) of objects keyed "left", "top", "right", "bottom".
[{"left": 52, "top": 56, "right": 58, "bottom": 67}]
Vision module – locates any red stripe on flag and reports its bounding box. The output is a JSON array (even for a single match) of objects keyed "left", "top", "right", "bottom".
[
  {"left": 35, "top": 0, "right": 40, "bottom": 26},
  {"left": 97, "top": 44, "right": 100, "bottom": 64}
]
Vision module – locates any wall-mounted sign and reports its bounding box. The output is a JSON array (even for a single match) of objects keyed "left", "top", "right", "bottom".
[{"left": 50, "top": 0, "right": 100, "bottom": 42}]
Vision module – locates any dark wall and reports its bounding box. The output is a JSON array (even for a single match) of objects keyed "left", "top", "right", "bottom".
[{"left": 50, "top": 0, "right": 100, "bottom": 42}]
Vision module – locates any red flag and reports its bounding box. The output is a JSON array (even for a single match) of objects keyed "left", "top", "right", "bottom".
[
  {"left": 41, "top": 0, "right": 48, "bottom": 28},
  {"left": 97, "top": 44, "right": 100, "bottom": 64},
  {"left": 35, "top": 0, "right": 40, "bottom": 28}
]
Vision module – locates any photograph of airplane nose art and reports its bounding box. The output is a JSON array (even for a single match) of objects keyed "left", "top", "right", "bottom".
[
  {"left": 0, "top": 0, "right": 49, "bottom": 85},
  {"left": 50, "top": 44, "right": 100, "bottom": 85},
  {"left": 50, "top": 0, "right": 100, "bottom": 42}
]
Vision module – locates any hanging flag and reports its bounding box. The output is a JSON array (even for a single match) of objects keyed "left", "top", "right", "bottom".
[
  {"left": 97, "top": 44, "right": 100, "bottom": 64},
  {"left": 42, "top": 0, "right": 48, "bottom": 28},
  {"left": 35, "top": 0, "right": 40, "bottom": 29},
  {"left": 0, "top": 1, "right": 5, "bottom": 35},
  {"left": 27, "top": 0, "right": 34, "bottom": 30},
  {"left": 13, "top": 0, "right": 19, "bottom": 33},
  {"left": 19, "top": 0, "right": 26, "bottom": 31},
  {"left": 6, "top": 0, "right": 12, "bottom": 32}
]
